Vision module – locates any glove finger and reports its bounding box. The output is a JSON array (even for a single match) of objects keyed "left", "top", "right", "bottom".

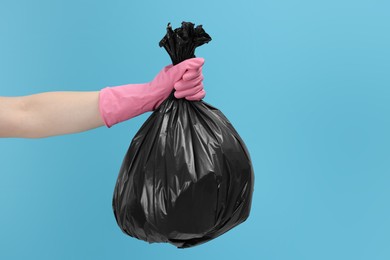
[
  {"left": 174, "top": 74, "right": 204, "bottom": 91},
  {"left": 185, "top": 89, "right": 206, "bottom": 101},
  {"left": 174, "top": 83, "right": 203, "bottom": 99},
  {"left": 182, "top": 67, "right": 202, "bottom": 81}
]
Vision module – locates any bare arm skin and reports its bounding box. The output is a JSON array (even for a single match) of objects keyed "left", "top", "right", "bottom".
[{"left": 0, "top": 91, "right": 105, "bottom": 138}]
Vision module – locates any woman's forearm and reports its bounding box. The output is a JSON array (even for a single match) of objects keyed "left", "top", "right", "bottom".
[{"left": 0, "top": 91, "right": 105, "bottom": 138}]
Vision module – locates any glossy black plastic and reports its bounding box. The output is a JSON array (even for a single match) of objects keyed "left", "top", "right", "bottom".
[{"left": 112, "top": 22, "right": 254, "bottom": 248}]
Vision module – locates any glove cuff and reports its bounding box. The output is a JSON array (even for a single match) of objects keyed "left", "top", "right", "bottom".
[{"left": 98, "top": 83, "right": 154, "bottom": 128}]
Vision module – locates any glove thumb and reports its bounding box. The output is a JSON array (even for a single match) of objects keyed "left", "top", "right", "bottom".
[{"left": 167, "top": 57, "right": 205, "bottom": 83}]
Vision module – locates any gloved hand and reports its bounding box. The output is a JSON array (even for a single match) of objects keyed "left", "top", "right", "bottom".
[{"left": 98, "top": 57, "right": 205, "bottom": 128}]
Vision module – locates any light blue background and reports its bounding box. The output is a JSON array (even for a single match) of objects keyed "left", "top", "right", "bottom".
[{"left": 1, "top": 0, "right": 389, "bottom": 259}]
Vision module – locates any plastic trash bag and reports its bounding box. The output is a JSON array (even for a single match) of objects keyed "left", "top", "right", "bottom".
[{"left": 112, "top": 21, "right": 255, "bottom": 248}]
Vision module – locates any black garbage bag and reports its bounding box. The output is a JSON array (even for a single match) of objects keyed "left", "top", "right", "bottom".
[{"left": 112, "top": 21, "right": 255, "bottom": 248}]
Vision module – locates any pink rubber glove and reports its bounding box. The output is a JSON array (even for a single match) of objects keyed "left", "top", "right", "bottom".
[{"left": 98, "top": 57, "right": 205, "bottom": 128}]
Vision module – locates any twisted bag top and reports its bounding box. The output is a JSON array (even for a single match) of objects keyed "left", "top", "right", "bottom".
[{"left": 112, "top": 21, "right": 255, "bottom": 248}]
